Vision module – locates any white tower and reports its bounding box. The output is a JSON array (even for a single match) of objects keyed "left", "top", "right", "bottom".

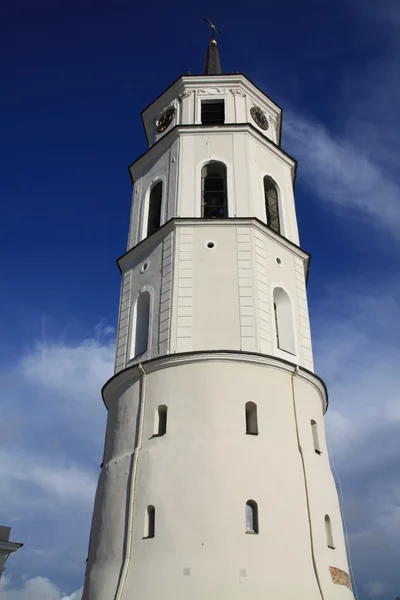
[{"left": 83, "top": 30, "right": 354, "bottom": 600}]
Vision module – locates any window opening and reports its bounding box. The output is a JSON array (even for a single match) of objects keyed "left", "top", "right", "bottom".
[
  {"left": 145, "top": 505, "right": 155, "bottom": 538},
  {"left": 155, "top": 405, "right": 167, "bottom": 437},
  {"left": 263, "top": 177, "right": 281, "bottom": 234},
  {"left": 311, "top": 420, "right": 321, "bottom": 454},
  {"left": 130, "top": 292, "right": 150, "bottom": 359},
  {"left": 245, "top": 402, "right": 258, "bottom": 435},
  {"left": 246, "top": 500, "right": 259, "bottom": 534},
  {"left": 325, "top": 515, "right": 334, "bottom": 548},
  {"left": 201, "top": 100, "right": 225, "bottom": 125},
  {"left": 273, "top": 288, "right": 295, "bottom": 354},
  {"left": 201, "top": 161, "right": 228, "bottom": 219},
  {"left": 147, "top": 182, "right": 163, "bottom": 237}
]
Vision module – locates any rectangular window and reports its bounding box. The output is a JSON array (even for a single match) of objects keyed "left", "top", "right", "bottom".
[{"left": 201, "top": 100, "right": 225, "bottom": 125}]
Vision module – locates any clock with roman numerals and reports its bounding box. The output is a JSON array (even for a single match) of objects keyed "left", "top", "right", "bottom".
[
  {"left": 250, "top": 106, "right": 269, "bottom": 130},
  {"left": 156, "top": 107, "right": 175, "bottom": 133}
]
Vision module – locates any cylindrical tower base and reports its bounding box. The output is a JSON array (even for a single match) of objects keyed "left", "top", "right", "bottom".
[{"left": 83, "top": 352, "right": 353, "bottom": 600}]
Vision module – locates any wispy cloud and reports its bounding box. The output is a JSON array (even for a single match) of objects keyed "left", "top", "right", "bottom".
[
  {"left": 284, "top": 114, "right": 400, "bottom": 236},
  {"left": 280, "top": 0, "right": 400, "bottom": 242},
  {"left": 311, "top": 280, "right": 400, "bottom": 597}
]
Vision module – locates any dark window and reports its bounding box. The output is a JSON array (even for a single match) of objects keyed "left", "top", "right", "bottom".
[
  {"left": 246, "top": 500, "right": 259, "bottom": 534},
  {"left": 156, "top": 405, "right": 167, "bottom": 436},
  {"left": 245, "top": 402, "right": 258, "bottom": 435},
  {"left": 147, "top": 182, "right": 162, "bottom": 237},
  {"left": 201, "top": 101, "right": 225, "bottom": 125},
  {"left": 201, "top": 162, "right": 228, "bottom": 219},
  {"left": 145, "top": 505, "right": 155, "bottom": 538},
  {"left": 263, "top": 177, "right": 280, "bottom": 234}
]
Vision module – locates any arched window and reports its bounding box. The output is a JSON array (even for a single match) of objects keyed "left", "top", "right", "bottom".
[
  {"left": 273, "top": 288, "right": 295, "bottom": 354},
  {"left": 155, "top": 405, "right": 167, "bottom": 437},
  {"left": 245, "top": 402, "right": 258, "bottom": 435},
  {"left": 201, "top": 161, "right": 228, "bottom": 219},
  {"left": 246, "top": 500, "right": 259, "bottom": 534},
  {"left": 145, "top": 505, "right": 155, "bottom": 538},
  {"left": 129, "top": 291, "right": 150, "bottom": 359},
  {"left": 263, "top": 176, "right": 280, "bottom": 234},
  {"left": 311, "top": 420, "right": 321, "bottom": 454},
  {"left": 147, "top": 182, "right": 163, "bottom": 237},
  {"left": 325, "top": 515, "right": 334, "bottom": 548}
]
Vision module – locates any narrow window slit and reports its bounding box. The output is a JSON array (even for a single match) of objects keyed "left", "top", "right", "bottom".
[
  {"left": 246, "top": 500, "right": 259, "bottom": 534},
  {"left": 245, "top": 402, "right": 258, "bottom": 435},
  {"left": 154, "top": 405, "right": 167, "bottom": 437},
  {"left": 145, "top": 505, "right": 155, "bottom": 538},
  {"left": 325, "top": 514, "right": 334, "bottom": 549},
  {"left": 311, "top": 420, "right": 322, "bottom": 454}
]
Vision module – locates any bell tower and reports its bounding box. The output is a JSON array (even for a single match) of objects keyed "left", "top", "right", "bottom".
[{"left": 82, "top": 29, "right": 354, "bottom": 600}]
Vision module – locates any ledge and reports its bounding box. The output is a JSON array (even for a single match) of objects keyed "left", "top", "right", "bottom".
[
  {"left": 117, "top": 217, "right": 310, "bottom": 277},
  {"left": 129, "top": 122, "right": 296, "bottom": 182},
  {"left": 102, "top": 350, "right": 328, "bottom": 414}
]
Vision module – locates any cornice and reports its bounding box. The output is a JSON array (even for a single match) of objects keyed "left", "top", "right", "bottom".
[
  {"left": 102, "top": 350, "right": 328, "bottom": 414},
  {"left": 129, "top": 123, "right": 296, "bottom": 181},
  {"left": 140, "top": 73, "right": 284, "bottom": 146},
  {"left": 0, "top": 540, "right": 23, "bottom": 552},
  {"left": 141, "top": 73, "right": 282, "bottom": 119},
  {"left": 117, "top": 217, "right": 310, "bottom": 274}
]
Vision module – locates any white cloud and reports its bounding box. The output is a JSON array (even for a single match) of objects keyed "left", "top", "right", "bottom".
[
  {"left": 0, "top": 576, "right": 82, "bottom": 600},
  {"left": 0, "top": 453, "right": 97, "bottom": 509},
  {"left": 364, "top": 580, "right": 391, "bottom": 599},
  {"left": 311, "top": 281, "right": 400, "bottom": 596},
  {"left": 21, "top": 338, "right": 114, "bottom": 400},
  {"left": 283, "top": 113, "right": 400, "bottom": 237},
  {"left": 0, "top": 328, "right": 114, "bottom": 592}
]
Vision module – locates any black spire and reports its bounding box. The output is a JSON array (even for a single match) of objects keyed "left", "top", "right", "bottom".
[{"left": 203, "top": 18, "right": 222, "bottom": 75}]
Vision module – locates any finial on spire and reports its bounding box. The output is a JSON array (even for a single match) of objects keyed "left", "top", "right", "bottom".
[
  {"left": 203, "top": 18, "right": 223, "bottom": 75},
  {"left": 203, "top": 17, "right": 222, "bottom": 42}
]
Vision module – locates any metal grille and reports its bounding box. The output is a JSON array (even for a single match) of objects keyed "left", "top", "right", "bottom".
[
  {"left": 201, "top": 101, "right": 225, "bottom": 125},
  {"left": 147, "top": 182, "right": 162, "bottom": 237},
  {"left": 201, "top": 162, "right": 227, "bottom": 219},
  {"left": 264, "top": 177, "right": 280, "bottom": 234}
]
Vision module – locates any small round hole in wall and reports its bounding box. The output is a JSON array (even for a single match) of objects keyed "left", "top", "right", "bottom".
[
  {"left": 276, "top": 257, "right": 282, "bottom": 265},
  {"left": 206, "top": 241, "right": 215, "bottom": 249},
  {"left": 140, "top": 261, "right": 150, "bottom": 273}
]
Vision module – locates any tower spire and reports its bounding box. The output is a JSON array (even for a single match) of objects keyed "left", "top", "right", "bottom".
[{"left": 203, "top": 18, "right": 222, "bottom": 75}]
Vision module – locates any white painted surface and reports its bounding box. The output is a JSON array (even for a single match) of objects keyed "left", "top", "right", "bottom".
[
  {"left": 83, "top": 72, "right": 354, "bottom": 600},
  {"left": 83, "top": 355, "right": 352, "bottom": 600}
]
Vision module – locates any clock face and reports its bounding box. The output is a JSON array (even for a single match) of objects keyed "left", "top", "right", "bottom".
[
  {"left": 156, "top": 107, "right": 175, "bottom": 133},
  {"left": 250, "top": 106, "right": 269, "bottom": 130}
]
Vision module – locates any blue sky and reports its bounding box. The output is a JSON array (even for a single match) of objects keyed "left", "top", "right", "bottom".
[{"left": 1, "top": 0, "right": 400, "bottom": 598}]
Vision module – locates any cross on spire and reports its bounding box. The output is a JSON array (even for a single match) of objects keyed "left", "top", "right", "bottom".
[
  {"left": 203, "top": 18, "right": 223, "bottom": 75},
  {"left": 204, "top": 17, "right": 222, "bottom": 41}
]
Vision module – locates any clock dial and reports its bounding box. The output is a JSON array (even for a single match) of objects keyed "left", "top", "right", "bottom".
[
  {"left": 250, "top": 106, "right": 269, "bottom": 131},
  {"left": 156, "top": 107, "right": 175, "bottom": 133}
]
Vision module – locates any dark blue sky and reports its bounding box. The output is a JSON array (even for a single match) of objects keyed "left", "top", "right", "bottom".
[
  {"left": 0, "top": 0, "right": 388, "bottom": 357},
  {"left": 2, "top": 1, "right": 400, "bottom": 599}
]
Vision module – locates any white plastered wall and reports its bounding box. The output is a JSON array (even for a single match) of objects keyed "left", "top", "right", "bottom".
[{"left": 83, "top": 355, "right": 352, "bottom": 600}]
